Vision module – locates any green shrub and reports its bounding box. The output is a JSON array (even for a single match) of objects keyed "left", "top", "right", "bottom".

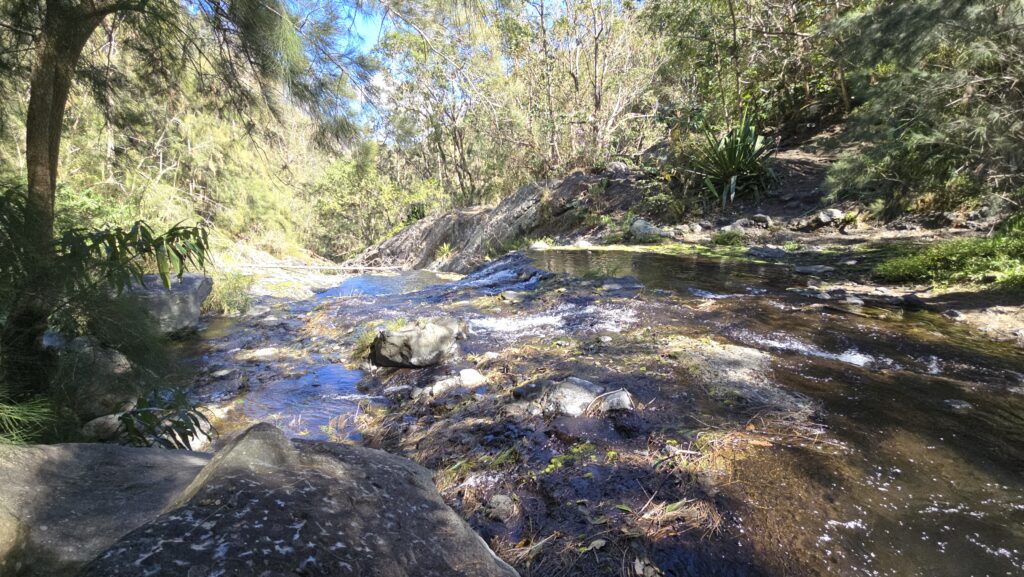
[
  {"left": 874, "top": 233, "right": 1024, "bottom": 288},
  {"left": 120, "top": 389, "right": 212, "bottom": 450},
  {"left": 205, "top": 272, "right": 255, "bottom": 315},
  {"left": 712, "top": 229, "right": 745, "bottom": 246},
  {"left": 825, "top": 1, "right": 1023, "bottom": 220},
  {"left": 435, "top": 242, "right": 453, "bottom": 261}
]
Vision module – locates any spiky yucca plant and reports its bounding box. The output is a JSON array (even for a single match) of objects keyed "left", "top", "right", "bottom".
[{"left": 694, "top": 110, "right": 776, "bottom": 208}]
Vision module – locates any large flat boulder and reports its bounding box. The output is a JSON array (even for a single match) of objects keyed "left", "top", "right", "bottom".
[
  {"left": 125, "top": 273, "right": 213, "bottom": 334},
  {"left": 0, "top": 443, "right": 210, "bottom": 577},
  {"left": 78, "top": 423, "right": 518, "bottom": 577}
]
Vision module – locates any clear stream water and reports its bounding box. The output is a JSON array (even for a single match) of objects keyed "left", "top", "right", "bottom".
[
  {"left": 529, "top": 249, "right": 1024, "bottom": 577},
  {"left": 193, "top": 249, "right": 1024, "bottom": 576}
]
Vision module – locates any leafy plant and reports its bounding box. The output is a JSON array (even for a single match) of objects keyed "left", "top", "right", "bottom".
[
  {"left": 712, "top": 229, "right": 745, "bottom": 246},
  {"left": 693, "top": 110, "right": 776, "bottom": 208},
  {"left": 435, "top": 242, "right": 453, "bottom": 261},
  {"left": 0, "top": 390, "right": 51, "bottom": 444},
  {"left": 119, "top": 389, "right": 212, "bottom": 450}
]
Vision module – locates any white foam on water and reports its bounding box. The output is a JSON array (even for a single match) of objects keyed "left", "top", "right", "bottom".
[
  {"left": 743, "top": 332, "right": 880, "bottom": 368},
  {"left": 469, "top": 302, "right": 638, "bottom": 341}
]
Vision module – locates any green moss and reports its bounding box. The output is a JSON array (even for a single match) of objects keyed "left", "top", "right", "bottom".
[{"left": 542, "top": 442, "right": 597, "bottom": 474}]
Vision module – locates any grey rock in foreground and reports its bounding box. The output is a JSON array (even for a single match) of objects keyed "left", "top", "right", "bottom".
[
  {"left": 125, "top": 273, "right": 213, "bottom": 334},
  {"left": 78, "top": 423, "right": 518, "bottom": 577},
  {"left": 370, "top": 318, "right": 468, "bottom": 368},
  {"left": 0, "top": 443, "right": 210, "bottom": 577}
]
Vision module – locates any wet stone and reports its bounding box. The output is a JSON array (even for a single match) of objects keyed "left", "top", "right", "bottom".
[
  {"left": 500, "top": 290, "right": 526, "bottom": 304},
  {"left": 942, "top": 309, "right": 965, "bottom": 321},
  {"left": 460, "top": 368, "right": 487, "bottom": 387},
  {"left": 511, "top": 380, "right": 546, "bottom": 401},
  {"left": 210, "top": 368, "right": 236, "bottom": 379},
  {"left": 542, "top": 377, "right": 605, "bottom": 417},
  {"left": 549, "top": 416, "right": 622, "bottom": 444},
  {"left": 370, "top": 318, "right": 468, "bottom": 368},
  {"left": 383, "top": 385, "right": 413, "bottom": 399},
  {"left": 747, "top": 246, "right": 787, "bottom": 259},
  {"left": 598, "top": 389, "right": 635, "bottom": 412}
]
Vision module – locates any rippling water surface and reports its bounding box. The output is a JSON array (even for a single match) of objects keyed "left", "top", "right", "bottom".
[{"left": 194, "top": 250, "right": 1024, "bottom": 575}]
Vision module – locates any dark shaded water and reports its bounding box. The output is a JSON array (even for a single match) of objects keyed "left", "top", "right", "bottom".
[{"left": 530, "top": 249, "right": 1024, "bottom": 577}]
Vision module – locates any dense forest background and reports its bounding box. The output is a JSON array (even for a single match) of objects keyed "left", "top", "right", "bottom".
[{"left": 2, "top": 0, "right": 1019, "bottom": 263}]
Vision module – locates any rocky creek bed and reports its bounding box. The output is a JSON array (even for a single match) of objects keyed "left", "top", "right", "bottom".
[{"left": 185, "top": 248, "right": 1024, "bottom": 577}]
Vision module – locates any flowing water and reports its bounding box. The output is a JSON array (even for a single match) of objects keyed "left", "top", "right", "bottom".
[
  {"left": 529, "top": 249, "right": 1024, "bottom": 577},
  {"left": 192, "top": 250, "right": 1024, "bottom": 576}
]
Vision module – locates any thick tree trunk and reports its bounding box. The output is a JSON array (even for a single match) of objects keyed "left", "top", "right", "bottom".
[{"left": 1, "top": 4, "right": 103, "bottom": 398}]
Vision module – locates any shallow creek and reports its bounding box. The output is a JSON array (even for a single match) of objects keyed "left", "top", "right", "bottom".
[{"left": 187, "top": 249, "right": 1024, "bottom": 577}]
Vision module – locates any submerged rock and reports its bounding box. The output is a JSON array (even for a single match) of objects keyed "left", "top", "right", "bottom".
[
  {"left": 78, "top": 424, "right": 518, "bottom": 577},
  {"left": 370, "top": 318, "right": 468, "bottom": 368},
  {"left": 664, "top": 335, "right": 813, "bottom": 414},
  {"left": 0, "top": 443, "right": 209, "bottom": 577},
  {"left": 125, "top": 273, "right": 213, "bottom": 334},
  {"left": 945, "top": 399, "right": 973, "bottom": 412},
  {"left": 747, "top": 246, "right": 787, "bottom": 259},
  {"left": 794, "top": 264, "right": 835, "bottom": 275}
]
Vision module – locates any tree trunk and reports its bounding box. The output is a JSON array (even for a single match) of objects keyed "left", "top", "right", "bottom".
[{"left": 1, "top": 4, "right": 104, "bottom": 398}]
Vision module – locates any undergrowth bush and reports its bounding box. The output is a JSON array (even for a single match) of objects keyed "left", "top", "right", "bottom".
[
  {"left": 691, "top": 111, "right": 775, "bottom": 208},
  {"left": 1, "top": 185, "right": 210, "bottom": 444},
  {"left": 873, "top": 233, "right": 1024, "bottom": 288},
  {"left": 712, "top": 229, "right": 745, "bottom": 246},
  {"left": 826, "top": 1, "right": 1024, "bottom": 220},
  {"left": 205, "top": 272, "right": 255, "bottom": 315}
]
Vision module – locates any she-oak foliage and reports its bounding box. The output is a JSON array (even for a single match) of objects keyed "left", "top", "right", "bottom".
[{"left": 0, "top": 0, "right": 371, "bottom": 409}]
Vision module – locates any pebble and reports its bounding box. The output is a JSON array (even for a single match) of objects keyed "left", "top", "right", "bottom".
[{"left": 460, "top": 369, "right": 487, "bottom": 387}]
